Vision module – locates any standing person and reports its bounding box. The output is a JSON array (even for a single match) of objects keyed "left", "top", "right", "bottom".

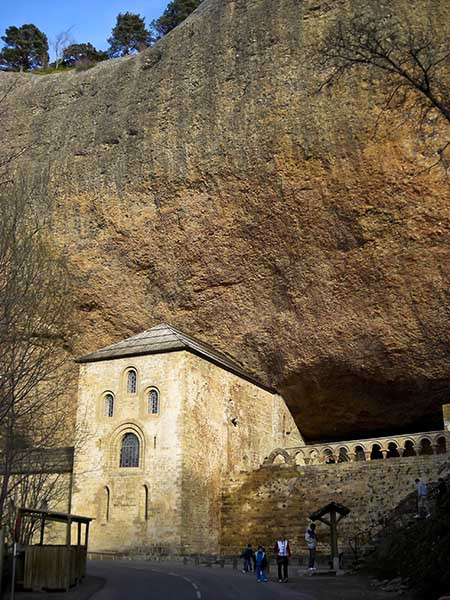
[
  {"left": 274, "top": 535, "right": 291, "bottom": 582},
  {"left": 415, "top": 478, "right": 431, "bottom": 518},
  {"left": 305, "top": 522, "right": 317, "bottom": 570},
  {"left": 254, "top": 546, "right": 268, "bottom": 582},
  {"left": 240, "top": 543, "right": 254, "bottom": 572}
]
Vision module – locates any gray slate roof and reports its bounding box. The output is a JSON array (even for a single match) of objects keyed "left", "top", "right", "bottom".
[{"left": 77, "top": 324, "right": 276, "bottom": 393}]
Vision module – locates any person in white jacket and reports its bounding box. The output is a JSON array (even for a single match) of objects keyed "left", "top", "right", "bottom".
[{"left": 305, "top": 523, "right": 317, "bottom": 570}]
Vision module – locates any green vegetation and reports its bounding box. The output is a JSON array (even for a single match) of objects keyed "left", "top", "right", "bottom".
[
  {"left": 107, "top": 12, "right": 150, "bottom": 57},
  {"left": 62, "top": 43, "right": 107, "bottom": 66},
  {"left": 362, "top": 480, "right": 450, "bottom": 599},
  {"left": 0, "top": 24, "right": 49, "bottom": 71},
  {"left": 151, "top": 0, "right": 203, "bottom": 38},
  {"left": 0, "top": 0, "right": 203, "bottom": 73}
]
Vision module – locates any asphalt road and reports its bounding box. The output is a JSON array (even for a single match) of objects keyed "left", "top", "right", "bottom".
[{"left": 88, "top": 560, "right": 316, "bottom": 600}]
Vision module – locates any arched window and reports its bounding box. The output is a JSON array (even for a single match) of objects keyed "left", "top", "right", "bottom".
[
  {"left": 323, "top": 449, "right": 335, "bottom": 464},
  {"left": 386, "top": 442, "right": 400, "bottom": 458},
  {"left": 104, "top": 487, "right": 110, "bottom": 521},
  {"left": 354, "top": 446, "right": 366, "bottom": 461},
  {"left": 120, "top": 433, "right": 139, "bottom": 467},
  {"left": 148, "top": 389, "right": 159, "bottom": 414},
  {"left": 127, "top": 369, "right": 137, "bottom": 394},
  {"left": 337, "top": 447, "right": 350, "bottom": 463},
  {"left": 436, "top": 436, "right": 447, "bottom": 454},
  {"left": 403, "top": 440, "right": 416, "bottom": 457},
  {"left": 142, "top": 485, "right": 149, "bottom": 521},
  {"left": 104, "top": 393, "right": 114, "bottom": 418},
  {"left": 419, "top": 438, "right": 433, "bottom": 456},
  {"left": 370, "top": 444, "right": 383, "bottom": 460}
]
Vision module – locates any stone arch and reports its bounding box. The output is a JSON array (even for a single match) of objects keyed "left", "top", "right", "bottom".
[
  {"left": 109, "top": 422, "right": 146, "bottom": 469},
  {"left": 370, "top": 443, "right": 383, "bottom": 460},
  {"left": 419, "top": 436, "right": 433, "bottom": 455},
  {"left": 353, "top": 445, "right": 366, "bottom": 461},
  {"left": 386, "top": 441, "right": 400, "bottom": 458},
  {"left": 123, "top": 365, "right": 139, "bottom": 394},
  {"left": 141, "top": 484, "right": 149, "bottom": 521},
  {"left": 436, "top": 436, "right": 447, "bottom": 454},
  {"left": 103, "top": 486, "right": 111, "bottom": 522},
  {"left": 293, "top": 450, "right": 306, "bottom": 466},
  {"left": 266, "top": 448, "right": 291, "bottom": 465},
  {"left": 307, "top": 448, "right": 320, "bottom": 465},
  {"left": 337, "top": 446, "right": 350, "bottom": 463},
  {"left": 322, "top": 448, "right": 336, "bottom": 464},
  {"left": 403, "top": 439, "right": 416, "bottom": 457}
]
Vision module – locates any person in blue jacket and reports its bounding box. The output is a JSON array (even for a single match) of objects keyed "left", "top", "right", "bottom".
[{"left": 255, "top": 545, "right": 268, "bottom": 582}]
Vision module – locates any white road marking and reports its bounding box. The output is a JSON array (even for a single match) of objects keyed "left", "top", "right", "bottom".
[{"left": 196, "top": 592, "right": 202, "bottom": 599}]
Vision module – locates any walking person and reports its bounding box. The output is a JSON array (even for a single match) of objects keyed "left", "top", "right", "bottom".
[
  {"left": 415, "top": 478, "right": 431, "bottom": 518},
  {"left": 240, "top": 543, "right": 254, "bottom": 572},
  {"left": 274, "top": 535, "right": 291, "bottom": 582},
  {"left": 305, "top": 522, "right": 317, "bottom": 570},
  {"left": 254, "top": 546, "right": 268, "bottom": 582}
]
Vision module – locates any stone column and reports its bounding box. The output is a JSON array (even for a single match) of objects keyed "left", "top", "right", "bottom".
[{"left": 443, "top": 404, "right": 450, "bottom": 448}]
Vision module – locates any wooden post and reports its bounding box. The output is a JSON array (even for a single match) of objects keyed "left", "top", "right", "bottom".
[
  {"left": 85, "top": 522, "right": 90, "bottom": 548},
  {"left": 77, "top": 522, "right": 82, "bottom": 546},
  {"left": 330, "top": 509, "right": 339, "bottom": 571},
  {"left": 66, "top": 516, "right": 72, "bottom": 547},
  {"left": 39, "top": 516, "right": 45, "bottom": 545}
]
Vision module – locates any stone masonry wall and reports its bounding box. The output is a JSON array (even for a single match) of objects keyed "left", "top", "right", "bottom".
[
  {"left": 72, "top": 352, "right": 187, "bottom": 553},
  {"left": 180, "top": 353, "right": 302, "bottom": 554},
  {"left": 220, "top": 454, "right": 450, "bottom": 556}
]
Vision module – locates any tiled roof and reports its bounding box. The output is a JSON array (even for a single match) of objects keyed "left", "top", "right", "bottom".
[{"left": 77, "top": 323, "right": 276, "bottom": 393}]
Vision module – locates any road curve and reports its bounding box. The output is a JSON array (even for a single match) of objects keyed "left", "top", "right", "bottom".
[{"left": 88, "top": 560, "right": 317, "bottom": 600}]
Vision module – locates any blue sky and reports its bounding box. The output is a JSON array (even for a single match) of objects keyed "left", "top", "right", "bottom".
[{"left": 0, "top": 0, "right": 169, "bottom": 58}]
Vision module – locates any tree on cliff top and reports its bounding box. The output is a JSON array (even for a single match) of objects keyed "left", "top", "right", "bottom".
[
  {"left": 317, "top": 16, "right": 450, "bottom": 170},
  {"left": 151, "top": 0, "right": 203, "bottom": 38},
  {"left": 107, "top": 12, "right": 150, "bottom": 57},
  {"left": 62, "top": 43, "right": 107, "bottom": 67},
  {"left": 0, "top": 24, "right": 49, "bottom": 71}
]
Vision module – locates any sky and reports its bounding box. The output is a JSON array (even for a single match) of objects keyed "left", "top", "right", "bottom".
[{"left": 0, "top": 0, "right": 169, "bottom": 59}]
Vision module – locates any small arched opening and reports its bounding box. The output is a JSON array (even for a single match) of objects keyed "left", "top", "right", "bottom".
[
  {"left": 370, "top": 444, "right": 383, "bottom": 460},
  {"left": 337, "top": 447, "right": 350, "bottom": 463},
  {"left": 419, "top": 438, "right": 433, "bottom": 456},
  {"left": 386, "top": 442, "right": 400, "bottom": 458},
  {"left": 354, "top": 446, "right": 366, "bottom": 461},
  {"left": 323, "top": 449, "right": 336, "bottom": 464},
  {"left": 436, "top": 436, "right": 447, "bottom": 454},
  {"left": 403, "top": 440, "right": 416, "bottom": 457}
]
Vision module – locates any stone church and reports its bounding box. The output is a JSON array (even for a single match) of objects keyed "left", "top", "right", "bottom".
[{"left": 71, "top": 324, "right": 303, "bottom": 554}]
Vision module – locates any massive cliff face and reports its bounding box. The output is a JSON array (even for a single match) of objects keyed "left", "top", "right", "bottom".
[{"left": 1, "top": 0, "right": 449, "bottom": 441}]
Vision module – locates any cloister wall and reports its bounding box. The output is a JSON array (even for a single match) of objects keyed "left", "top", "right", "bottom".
[{"left": 220, "top": 453, "right": 450, "bottom": 556}]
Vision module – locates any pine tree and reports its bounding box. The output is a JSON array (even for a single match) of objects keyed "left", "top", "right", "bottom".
[
  {"left": 107, "top": 12, "right": 149, "bottom": 57},
  {"left": 0, "top": 24, "right": 49, "bottom": 71},
  {"left": 152, "top": 0, "right": 203, "bottom": 38},
  {"left": 62, "top": 43, "right": 107, "bottom": 67}
]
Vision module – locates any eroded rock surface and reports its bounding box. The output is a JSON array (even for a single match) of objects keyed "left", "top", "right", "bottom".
[{"left": 1, "top": 0, "right": 449, "bottom": 440}]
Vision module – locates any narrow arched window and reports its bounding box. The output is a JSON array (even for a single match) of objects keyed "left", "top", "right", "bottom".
[
  {"left": 148, "top": 389, "right": 159, "bottom": 414},
  {"left": 142, "top": 485, "right": 149, "bottom": 521},
  {"left": 120, "top": 433, "right": 139, "bottom": 467},
  {"left": 127, "top": 370, "right": 137, "bottom": 394},
  {"left": 104, "top": 393, "right": 114, "bottom": 417},
  {"left": 104, "top": 487, "right": 110, "bottom": 521}
]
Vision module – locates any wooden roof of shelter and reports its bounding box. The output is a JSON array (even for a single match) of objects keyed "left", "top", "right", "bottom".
[
  {"left": 77, "top": 323, "right": 276, "bottom": 393},
  {"left": 19, "top": 507, "right": 94, "bottom": 525},
  {"left": 309, "top": 502, "right": 350, "bottom": 521}
]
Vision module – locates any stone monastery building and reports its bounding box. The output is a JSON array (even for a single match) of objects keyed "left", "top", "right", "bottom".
[{"left": 72, "top": 324, "right": 303, "bottom": 554}]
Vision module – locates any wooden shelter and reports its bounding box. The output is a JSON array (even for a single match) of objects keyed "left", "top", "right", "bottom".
[
  {"left": 309, "top": 501, "right": 350, "bottom": 571},
  {"left": 16, "top": 508, "right": 93, "bottom": 592}
]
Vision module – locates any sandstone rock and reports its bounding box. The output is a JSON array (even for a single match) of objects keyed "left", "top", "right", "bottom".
[{"left": 0, "top": 0, "right": 449, "bottom": 440}]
